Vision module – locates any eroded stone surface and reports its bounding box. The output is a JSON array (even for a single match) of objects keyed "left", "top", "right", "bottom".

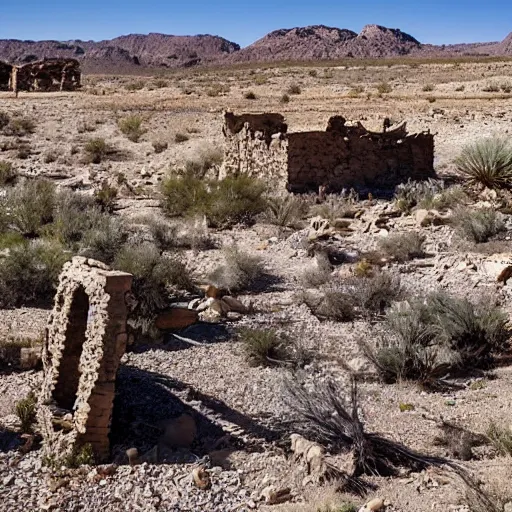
[{"left": 38, "top": 257, "right": 132, "bottom": 463}]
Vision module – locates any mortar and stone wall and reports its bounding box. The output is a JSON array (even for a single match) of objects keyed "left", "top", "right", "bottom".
[
  {"left": 0, "top": 61, "right": 13, "bottom": 91},
  {"left": 38, "top": 257, "right": 132, "bottom": 463},
  {"left": 222, "top": 112, "right": 435, "bottom": 192}
]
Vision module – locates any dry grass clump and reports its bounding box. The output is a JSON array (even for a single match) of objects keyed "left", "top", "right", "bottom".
[
  {"left": 378, "top": 232, "right": 425, "bottom": 262},
  {"left": 300, "top": 260, "right": 331, "bottom": 288},
  {"left": 455, "top": 137, "right": 512, "bottom": 189},
  {"left": 206, "top": 83, "right": 230, "bottom": 97},
  {"left": 208, "top": 245, "right": 264, "bottom": 293},
  {"left": 5, "top": 117, "right": 36, "bottom": 136},
  {"left": 452, "top": 207, "right": 505, "bottom": 243},
  {"left": 94, "top": 181, "right": 118, "bottom": 212},
  {"left": 0, "top": 161, "right": 16, "bottom": 186},
  {"left": 244, "top": 90, "right": 257, "bottom": 100},
  {"left": 84, "top": 137, "right": 109, "bottom": 164},
  {"left": 14, "top": 392, "right": 37, "bottom": 434},
  {"left": 175, "top": 132, "right": 189, "bottom": 143},
  {"left": 310, "top": 192, "right": 358, "bottom": 221},
  {"left": 287, "top": 83, "right": 301, "bottom": 95},
  {"left": 377, "top": 81, "right": 393, "bottom": 94},
  {"left": 113, "top": 242, "right": 194, "bottom": 318},
  {"left": 152, "top": 141, "right": 168, "bottom": 153},
  {"left": 261, "top": 194, "right": 308, "bottom": 228},
  {"left": 239, "top": 328, "right": 291, "bottom": 367},
  {"left": 118, "top": 115, "right": 145, "bottom": 142},
  {"left": 350, "top": 272, "right": 403, "bottom": 316},
  {"left": 422, "top": 83, "right": 435, "bottom": 92},
  {"left": 161, "top": 174, "right": 267, "bottom": 229},
  {"left": 487, "top": 423, "right": 512, "bottom": 456},
  {"left": 125, "top": 81, "right": 144, "bottom": 91},
  {"left": 304, "top": 287, "right": 356, "bottom": 322},
  {"left": 363, "top": 293, "right": 510, "bottom": 387}
]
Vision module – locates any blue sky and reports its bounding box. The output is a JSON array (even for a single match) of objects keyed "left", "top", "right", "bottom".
[{"left": 1, "top": 1, "right": 510, "bottom": 47}]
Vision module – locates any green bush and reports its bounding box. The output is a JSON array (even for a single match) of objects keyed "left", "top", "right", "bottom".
[
  {"left": 239, "top": 328, "right": 290, "bottom": 367},
  {"left": 118, "top": 115, "right": 145, "bottom": 142},
  {"left": 0, "top": 239, "right": 69, "bottom": 308},
  {"left": 208, "top": 245, "right": 264, "bottom": 293},
  {"left": 79, "top": 216, "right": 127, "bottom": 265},
  {"left": 84, "top": 137, "right": 109, "bottom": 164},
  {"left": 114, "top": 243, "right": 194, "bottom": 317},
  {"left": 452, "top": 207, "right": 504, "bottom": 243},
  {"left": 4, "top": 179, "right": 56, "bottom": 237},
  {"left": 377, "top": 82, "right": 393, "bottom": 94},
  {"left": 175, "top": 133, "right": 189, "bottom": 143},
  {"left": 161, "top": 173, "right": 209, "bottom": 218},
  {"left": 6, "top": 117, "right": 36, "bottom": 136},
  {"left": 14, "top": 392, "right": 37, "bottom": 434},
  {"left": 261, "top": 195, "right": 308, "bottom": 228},
  {"left": 0, "top": 161, "right": 16, "bottom": 186},
  {"left": 455, "top": 137, "right": 512, "bottom": 189},
  {"left": 287, "top": 84, "right": 301, "bottom": 95}
]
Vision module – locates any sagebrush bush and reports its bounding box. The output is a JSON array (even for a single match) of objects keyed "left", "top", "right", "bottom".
[
  {"left": 94, "top": 182, "right": 118, "bottom": 212},
  {"left": 422, "top": 84, "right": 435, "bottom": 92},
  {"left": 208, "top": 245, "right": 264, "bottom": 293},
  {"left": 175, "top": 133, "right": 189, "bottom": 143},
  {"left": 363, "top": 293, "right": 510, "bottom": 386},
  {"left": 6, "top": 117, "right": 36, "bottom": 136},
  {"left": 114, "top": 243, "right": 194, "bottom": 317},
  {"left": 377, "top": 82, "right": 393, "bottom": 94},
  {"left": 84, "top": 137, "right": 109, "bottom": 164},
  {"left": 239, "top": 328, "right": 290, "bottom": 367},
  {"left": 0, "top": 239, "right": 69, "bottom": 308},
  {"left": 452, "top": 207, "right": 505, "bottom": 243},
  {"left": 455, "top": 137, "right": 512, "bottom": 189},
  {"left": 304, "top": 287, "right": 356, "bottom": 322},
  {"left": 161, "top": 174, "right": 267, "bottom": 228},
  {"left": 350, "top": 272, "right": 403, "bottom": 315},
  {"left": 487, "top": 423, "right": 512, "bottom": 456},
  {"left": 378, "top": 232, "right": 425, "bottom": 262},
  {"left": 79, "top": 216, "right": 127, "bottom": 264},
  {"left": 118, "top": 115, "right": 145, "bottom": 142},
  {"left": 0, "top": 161, "right": 16, "bottom": 186},
  {"left": 146, "top": 218, "right": 178, "bottom": 251},
  {"left": 14, "top": 392, "right": 37, "bottom": 434},
  {"left": 260, "top": 195, "right": 308, "bottom": 228},
  {"left": 183, "top": 147, "right": 223, "bottom": 178},
  {"left": 4, "top": 179, "right": 56, "bottom": 237},
  {"left": 287, "top": 84, "right": 301, "bottom": 95}
]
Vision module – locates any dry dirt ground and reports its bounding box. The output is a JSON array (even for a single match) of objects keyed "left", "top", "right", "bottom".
[{"left": 1, "top": 60, "right": 512, "bottom": 511}]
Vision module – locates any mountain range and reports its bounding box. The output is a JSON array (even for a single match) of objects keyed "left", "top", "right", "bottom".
[{"left": 0, "top": 24, "right": 510, "bottom": 73}]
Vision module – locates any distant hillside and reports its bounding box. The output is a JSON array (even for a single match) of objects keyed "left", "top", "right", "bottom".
[{"left": 0, "top": 25, "right": 510, "bottom": 74}]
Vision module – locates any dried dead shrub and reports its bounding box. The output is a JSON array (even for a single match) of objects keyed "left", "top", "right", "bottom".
[
  {"left": 376, "top": 82, "right": 392, "bottom": 94},
  {"left": 5, "top": 117, "right": 36, "bottom": 136},
  {"left": 244, "top": 90, "right": 257, "bottom": 100},
  {"left": 208, "top": 245, "right": 264, "bottom": 293},
  {"left": 452, "top": 207, "right": 505, "bottom": 243},
  {"left": 118, "top": 115, "right": 145, "bottom": 142},
  {"left": 378, "top": 232, "right": 425, "bottom": 262},
  {"left": 303, "top": 287, "right": 356, "bottom": 322},
  {"left": 300, "top": 261, "right": 331, "bottom": 288}
]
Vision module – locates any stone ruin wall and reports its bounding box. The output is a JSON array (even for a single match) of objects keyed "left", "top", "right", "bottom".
[
  {"left": 38, "top": 257, "right": 132, "bottom": 463},
  {"left": 0, "top": 58, "right": 81, "bottom": 92},
  {"left": 222, "top": 112, "right": 435, "bottom": 192}
]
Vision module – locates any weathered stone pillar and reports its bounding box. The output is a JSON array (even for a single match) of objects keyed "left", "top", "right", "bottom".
[{"left": 38, "top": 257, "right": 132, "bottom": 463}]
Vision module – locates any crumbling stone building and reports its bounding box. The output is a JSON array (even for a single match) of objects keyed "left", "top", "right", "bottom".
[
  {"left": 38, "top": 257, "right": 132, "bottom": 463},
  {"left": 222, "top": 112, "right": 435, "bottom": 193},
  {"left": 0, "top": 58, "right": 81, "bottom": 93}
]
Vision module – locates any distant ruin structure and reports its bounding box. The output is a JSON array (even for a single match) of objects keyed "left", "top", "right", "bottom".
[
  {"left": 0, "top": 58, "right": 81, "bottom": 93},
  {"left": 222, "top": 112, "right": 435, "bottom": 192},
  {"left": 38, "top": 257, "right": 132, "bottom": 463}
]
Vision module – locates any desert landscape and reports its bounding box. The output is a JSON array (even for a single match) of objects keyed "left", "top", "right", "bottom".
[{"left": 1, "top": 25, "right": 512, "bottom": 512}]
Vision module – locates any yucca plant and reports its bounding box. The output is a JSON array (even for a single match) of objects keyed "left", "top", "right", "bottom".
[
  {"left": 261, "top": 194, "right": 308, "bottom": 228},
  {"left": 455, "top": 137, "right": 512, "bottom": 189}
]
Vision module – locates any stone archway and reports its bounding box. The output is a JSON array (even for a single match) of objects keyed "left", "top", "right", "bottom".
[{"left": 38, "top": 257, "right": 132, "bottom": 463}]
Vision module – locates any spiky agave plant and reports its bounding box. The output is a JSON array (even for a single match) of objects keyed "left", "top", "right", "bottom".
[{"left": 455, "top": 137, "right": 512, "bottom": 189}]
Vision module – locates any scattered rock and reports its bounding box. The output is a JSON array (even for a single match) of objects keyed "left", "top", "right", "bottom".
[
  {"left": 359, "top": 497, "right": 385, "bottom": 511},
  {"left": 261, "top": 485, "right": 292, "bottom": 505},
  {"left": 155, "top": 308, "right": 199, "bottom": 330}
]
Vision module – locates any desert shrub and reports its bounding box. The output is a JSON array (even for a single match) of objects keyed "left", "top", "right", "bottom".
[
  {"left": 16, "top": 143, "right": 31, "bottom": 159},
  {"left": 114, "top": 242, "right": 194, "bottom": 317},
  {"left": 455, "top": 85, "right": 465, "bottom": 92},
  {"left": 487, "top": 423, "right": 512, "bottom": 456},
  {"left": 363, "top": 293, "right": 510, "bottom": 385},
  {"left": 239, "top": 328, "right": 291, "bottom": 367},
  {"left": 146, "top": 218, "right": 178, "bottom": 251},
  {"left": 4, "top": 179, "right": 56, "bottom": 237},
  {"left": 183, "top": 147, "right": 223, "bottom": 178},
  {"left": 455, "top": 137, "right": 512, "bottom": 189},
  {"left": 287, "top": 83, "right": 301, "bottom": 95},
  {"left": 501, "top": 83, "right": 512, "bottom": 94},
  {"left": 482, "top": 83, "right": 500, "bottom": 92},
  {"left": 125, "top": 81, "right": 144, "bottom": 91},
  {"left": 206, "top": 83, "right": 230, "bottom": 97},
  {"left": 394, "top": 178, "right": 445, "bottom": 212},
  {"left": 422, "top": 84, "right": 435, "bottom": 92},
  {"left": 308, "top": 69, "right": 318, "bottom": 77},
  {"left": 6, "top": 117, "right": 36, "bottom": 136},
  {"left": 260, "top": 195, "right": 308, "bottom": 228},
  {"left": 310, "top": 192, "right": 358, "bottom": 221},
  {"left": 377, "top": 82, "right": 393, "bottom": 94},
  {"left": 378, "top": 232, "right": 425, "bottom": 262},
  {"left": 0, "top": 232, "right": 27, "bottom": 250},
  {"left": 300, "top": 262, "right": 331, "bottom": 288},
  {"left": 208, "top": 245, "right": 264, "bottom": 293},
  {"left": 0, "top": 111, "right": 10, "bottom": 130},
  {"left": 43, "top": 150, "right": 59, "bottom": 164},
  {"left": 118, "top": 115, "right": 145, "bottom": 142},
  {"left": 64, "top": 443, "right": 95, "bottom": 468},
  {"left": 175, "top": 133, "right": 189, "bottom": 143},
  {"left": 304, "top": 288, "right": 356, "bottom": 322},
  {"left": 452, "top": 207, "right": 504, "bottom": 243},
  {"left": 280, "top": 93, "right": 290, "bottom": 104},
  {"left": 79, "top": 216, "right": 127, "bottom": 264},
  {"left": 152, "top": 141, "right": 168, "bottom": 153},
  {"left": 0, "top": 239, "right": 69, "bottom": 308},
  {"left": 244, "top": 90, "right": 257, "bottom": 100},
  {"left": 94, "top": 181, "right": 118, "bottom": 212},
  {"left": 350, "top": 272, "right": 402, "bottom": 315},
  {"left": 14, "top": 392, "right": 37, "bottom": 434},
  {"left": 0, "top": 161, "right": 16, "bottom": 186},
  {"left": 161, "top": 173, "right": 208, "bottom": 218},
  {"left": 153, "top": 79, "right": 168, "bottom": 89},
  {"left": 84, "top": 137, "right": 109, "bottom": 164}
]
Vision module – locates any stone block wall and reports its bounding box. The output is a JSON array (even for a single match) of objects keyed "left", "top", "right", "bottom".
[
  {"left": 222, "top": 112, "right": 435, "bottom": 193},
  {"left": 38, "top": 257, "right": 132, "bottom": 463}
]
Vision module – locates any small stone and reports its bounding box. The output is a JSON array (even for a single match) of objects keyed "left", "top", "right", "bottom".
[
  {"left": 3, "top": 475, "right": 14, "bottom": 486},
  {"left": 361, "top": 497, "right": 385, "bottom": 511}
]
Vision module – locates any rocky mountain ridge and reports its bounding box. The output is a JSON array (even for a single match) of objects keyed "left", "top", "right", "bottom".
[{"left": 0, "top": 24, "right": 510, "bottom": 73}]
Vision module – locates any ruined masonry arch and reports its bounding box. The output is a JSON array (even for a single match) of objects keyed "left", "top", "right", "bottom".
[{"left": 38, "top": 257, "right": 132, "bottom": 462}]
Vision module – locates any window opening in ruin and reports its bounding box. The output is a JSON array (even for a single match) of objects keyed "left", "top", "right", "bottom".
[{"left": 52, "top": 286, "right": 90, "bottom": 412}]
